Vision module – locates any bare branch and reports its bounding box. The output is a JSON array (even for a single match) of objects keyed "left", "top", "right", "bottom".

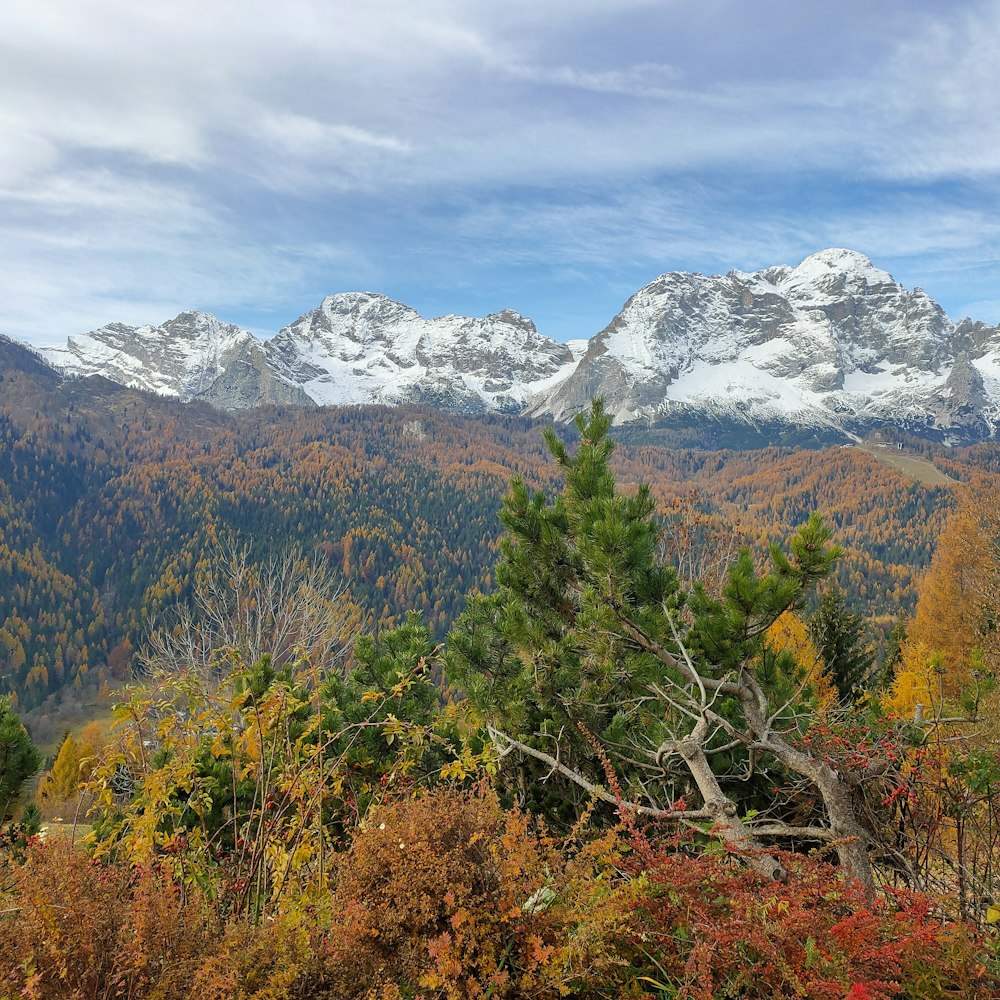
[
  {"left": 139, "top": 540, "right": 358, "bottom": 682},
  {"left": 487, "top": 726, "right": 710, "bottom": 822},
  {"left": 750, "top": 823, "right": 838, "bottom": 841}
]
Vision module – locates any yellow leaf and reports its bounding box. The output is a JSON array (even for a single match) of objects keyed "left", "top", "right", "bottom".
[{"left": 636, "top": 975, "right": 671, "bottom": 989}]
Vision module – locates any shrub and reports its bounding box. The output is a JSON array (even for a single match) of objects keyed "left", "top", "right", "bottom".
[
  {"left": 319, "top": 786, "right": 643, "bottom": 998},
  {"left": 0, "top": 838, "right": 220, "bottom": 999},
  {"left": 2, "top": 794, "right": 991, "bottom": 999},
  {"left": 186, "top": 909, "right": 328, "bottom": 999},
  {"left": 628, "top": 832, "right": 992, "bottom": 999}
]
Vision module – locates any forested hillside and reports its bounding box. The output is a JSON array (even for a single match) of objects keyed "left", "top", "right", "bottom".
[
  {"left": 0, "top": 338, "right": 991, "bottom": 738},
  {"left": 3, "top": 400, "right": 999, "bottom": 999}
]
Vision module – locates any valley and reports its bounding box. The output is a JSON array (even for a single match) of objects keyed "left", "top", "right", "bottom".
[{"left": 0, "top": 330, "right": 979, "bottom": 742}]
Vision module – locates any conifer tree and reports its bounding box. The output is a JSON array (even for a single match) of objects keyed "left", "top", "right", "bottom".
[
  {"left": 37, "top": 731, "right": 82, "bottom": 807},
  {"left": 448, "top": 400, "right": 877, "bottom": 890},
  {"left": 808, "top": 586, "right": 874, "bottom": 703},
  {"left": 35, "top": 722, "right": 106, "bottom": 813},
  {"left": 448, "top": 400, "right": 685, "bottom": 821},
  {"left": 0, "top": 695, "right": 41, "bottom": 824}
]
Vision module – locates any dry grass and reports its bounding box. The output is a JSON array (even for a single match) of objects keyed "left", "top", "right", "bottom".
[
  {"left": 38, "top": 820, "right": 93, "bottom": 843},
  {"left": 855, "top": 443, "right": 957, "bottom": 487}
]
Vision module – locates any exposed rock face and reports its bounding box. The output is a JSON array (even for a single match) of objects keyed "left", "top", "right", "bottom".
[
  {"left": 42, "top": 311, "right": 256, "bottom": 400},
  {"left": 199, "top": 339, "right": 311, "bottom": 410},
  {"left": 531, "top": 249, "right": 1000, "bottom": 443},
  {"left": 34, "top": 250, "right": 1000, "bottom": 443}
]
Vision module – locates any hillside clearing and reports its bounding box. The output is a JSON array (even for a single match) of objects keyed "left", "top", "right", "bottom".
[{"left": 855, "top": 444, "right": 957, "bottom": 487}]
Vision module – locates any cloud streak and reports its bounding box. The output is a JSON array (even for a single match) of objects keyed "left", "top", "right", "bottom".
[{"left": 3, "top": 0, "right": 1000, "bottom": 343}]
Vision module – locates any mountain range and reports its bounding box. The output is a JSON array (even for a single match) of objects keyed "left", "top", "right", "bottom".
[{"left": 33, "top": 249, "right": 1000, "bottom": 444}]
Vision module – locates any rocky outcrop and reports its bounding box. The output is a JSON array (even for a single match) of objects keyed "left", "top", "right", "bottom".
[
  {"left": 199, "top": 339, "right": 312, "bottom": 410},
  {"left": 35, "top": 250, "right": 1000, "bottom": 444}
]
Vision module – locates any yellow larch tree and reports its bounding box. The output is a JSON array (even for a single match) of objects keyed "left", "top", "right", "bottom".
[
  {"left": 886, "top": 477, "right": 1000, "bottom": 718},
  {"left": 765, "top": 610, "right": 838, "bottom": 713}
]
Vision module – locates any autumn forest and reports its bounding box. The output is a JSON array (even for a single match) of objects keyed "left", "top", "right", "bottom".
[{"left": 3, "top": 339, "right": 1000, "bottom": 998}]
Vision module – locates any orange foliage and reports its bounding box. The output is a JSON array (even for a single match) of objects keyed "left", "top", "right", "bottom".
[
  {"left": 1, "top": 790, "right": 994, "bottom": 999},
  {"left": 0, "top": 382, "right": 986, "bottom": 724},
  {"left": 0, "top": 838, "right": 220, "bottom": 998},
  {"left": 889, "top": 477, "right": 1000, "bottom": 715},
  {"left": 766, "top": 611, "right": 838, "bottom": 712},
  {"left": 321, "top": 788, "right": 638, "bottom": 998}
]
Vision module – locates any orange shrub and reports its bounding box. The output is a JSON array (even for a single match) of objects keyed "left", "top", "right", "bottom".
[
  {"left": 0, "top": 837, "right": 220, "bottom": 999},
  {"left": 3, "top": 794, "right": 991, "bottom": 999},
  {"left": 186, "top": 910, "right": 328, "bottom": 999},
  {"left": 318, "top": 787, "right": 643, "bottom": 998}
]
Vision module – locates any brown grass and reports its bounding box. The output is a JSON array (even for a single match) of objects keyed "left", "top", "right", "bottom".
[{"left": 855, "top": 443, "right": 957, "bottom": 487}]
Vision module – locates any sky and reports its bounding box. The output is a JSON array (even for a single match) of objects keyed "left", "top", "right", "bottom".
[{"left": 4, "top": 0, "right": 1000, "bottom": 347}]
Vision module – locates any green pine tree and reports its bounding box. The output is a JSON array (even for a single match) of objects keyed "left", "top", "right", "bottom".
[
  {"left": 0, "top": 695, "right": 41, "bottom": 824},
  {"left": 447, "top": 400, "right": 840, "bottom": 827},
  {"left": 808, "top": 586, "right": 874, "bottom": 703}
]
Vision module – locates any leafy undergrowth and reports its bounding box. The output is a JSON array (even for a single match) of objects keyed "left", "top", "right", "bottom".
[
  {"left": 628, "top": 829, "right": 989, "bottom": 999},
  {"left": 1, "top": 788, "right": 993, "bottom": 1000}
]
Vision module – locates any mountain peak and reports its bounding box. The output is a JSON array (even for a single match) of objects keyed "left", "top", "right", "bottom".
[
  {"left": 786, "top": 248, "right": 894, "bottom": 288},
  {"left": 800, "top": 247, "right": 877, "bottom": 267},
  {"left": 41, "top": 312, "right": 255, "bottom": 399},
  {"left": 33, "top": 249, "right": 1000, "bottom": 444},
  {"left": 485, "top": 308, "right": 537, "bottom": 333},
  {"left": 319, "top": 291, "right": 415, "bottom": 313},
  {"left": 160, "top": 311, "right": 250, "bottom": 341},
  {"left": 168, "top": 309, "right": 218, "bottom": 323},
  {"left": 536, "top": 249, "right": 1000, "bottom": 441},
  {"left": 264, "top": 294, "right": 572, "bottom": 412}
]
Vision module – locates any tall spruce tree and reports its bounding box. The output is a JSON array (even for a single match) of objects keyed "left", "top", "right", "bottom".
[{"left": 808, "top": 586, "right": 874, "bottom": 703}]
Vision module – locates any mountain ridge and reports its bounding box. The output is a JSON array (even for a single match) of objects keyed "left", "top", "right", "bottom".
[{"left": 28, "top": 249, "right": 1000, "bottom": 444}]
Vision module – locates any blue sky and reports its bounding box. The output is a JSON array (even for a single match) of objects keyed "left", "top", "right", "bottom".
[{"left": 4, "top": 0, "right": 1000, "bottom": 346}]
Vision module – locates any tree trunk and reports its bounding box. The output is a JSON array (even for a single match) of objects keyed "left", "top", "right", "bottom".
[
  {"left": 761, "top": 732, "right": 874, "bottom": 897},
  {"left": 675, "top": 725, "right": 788, "bottom": 883},
  {"left": 737, "top": 689, "right": 876, "bottom": 896}
]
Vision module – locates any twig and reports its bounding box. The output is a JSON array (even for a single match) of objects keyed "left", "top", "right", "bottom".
[{"left": 488, "top": 727, "right": 710, "bottom": 821}]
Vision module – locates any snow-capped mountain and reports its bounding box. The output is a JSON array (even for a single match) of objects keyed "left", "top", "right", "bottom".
[
  {"left": 532, "top": 249, "right": 1000, "bottom": 442},
  {"left": 41, "top": 296, "right": 582, "bottom": 415},
  {"left": 265, "top": 293, "right": 580, "bottom": 413},
  {"left": 33, "top": 250, "right": 1000, "bottom": 443},
  {"left": 43, "top": 311, "right": 259, "bottom": 401}
]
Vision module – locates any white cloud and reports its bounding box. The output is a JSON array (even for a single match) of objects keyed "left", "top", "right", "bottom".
[
  {"left": 4, "top": 0, "right": 991, "bottom": 194},
  {"left": 256, "top": 113, "right": 410, "bottom": 155},
  {"left": 866, "top": 3, "right": 1000, "bottom": 180},
  {"left": 441, "top": 183, "right": 1000, "bottom": 311},
  {"left": 0, "top": 118, "right": 58, "bottom": 187},
  {"left": 3, "top": 0, "right": 1000, "bottom": 342},
  {"left": 0, "top": 168, "right": 368, "bottom": 342},
  {"left": 498, "top": 60, "right": 682, "bottom": 98}
]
